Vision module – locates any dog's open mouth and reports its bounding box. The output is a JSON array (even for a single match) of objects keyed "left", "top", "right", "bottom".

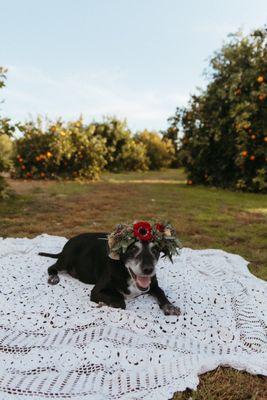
[{"left": 129, "top": 268, "right": 151, "bottom": 291}]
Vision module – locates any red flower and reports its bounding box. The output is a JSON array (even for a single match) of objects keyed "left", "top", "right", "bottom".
[
  {"left": 133, "top": 221, "right": 152, "bottom": 241},
  {"left": 155, "top": 223, "right": 165, "bottom": 232}
]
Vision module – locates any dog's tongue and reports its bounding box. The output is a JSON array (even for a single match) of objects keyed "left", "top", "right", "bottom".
[{"left": 136, "top": 275, "right": 151, "bottom": 288}]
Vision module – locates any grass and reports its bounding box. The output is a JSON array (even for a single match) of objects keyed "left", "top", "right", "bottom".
[{"left": 1, "top": 169, "right": 267, "bottom": 399}]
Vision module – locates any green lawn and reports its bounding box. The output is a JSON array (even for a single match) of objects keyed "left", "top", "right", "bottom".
[{"left": 1, "top": 169, "right": 267, "bottom": 399}]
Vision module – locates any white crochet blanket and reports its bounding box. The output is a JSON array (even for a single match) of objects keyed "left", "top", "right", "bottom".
[{"left": 0, "top": 234, "right": 266, "bottom": 400}]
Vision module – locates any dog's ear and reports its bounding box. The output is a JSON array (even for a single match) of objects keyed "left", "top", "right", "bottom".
[
  {"left": 161, "top": 247, "right": 173, "bottom": 263},
  {"left": 108, "top": 235, "right": 120, "bottom": 260}
]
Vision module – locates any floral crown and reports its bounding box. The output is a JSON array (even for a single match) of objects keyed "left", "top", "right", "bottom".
[{"left": 108, "top": 221, "right": 182, "bottom": 261}]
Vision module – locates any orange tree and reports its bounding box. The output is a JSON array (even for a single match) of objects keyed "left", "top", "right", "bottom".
[
  {"left": 0, "top": 67, "right": 15, "bottom": 198},
  {"left": 135, "top": 130, "right": 175, "bottom": 170},
  {"left": 92, "top": 117, "right": 148, "bottom": 172},
  {"left": 167, "top": 28, "right": 267, "bottom": 192},
  {"left": 161, "top": 119, "right": 180, "bottom": 167},
  {"left": 14, "top": 118, "right": 107, "bottom": 180},
  {"left": 13, "top": 117, "right": 150, "bottom": 179}
]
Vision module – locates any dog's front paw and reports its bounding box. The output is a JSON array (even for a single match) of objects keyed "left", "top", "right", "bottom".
[
  {"left": 162, "top": 303, "right": 181, "bottom": 316},
  {"left": 96, "top": 301, "right": 125, "bottom": 309},
  {"left": 109, "top": 301, "right": 126, "bottom": 309},
  {"left": 48, "top": 275, "right": 60, "bottom": 285},
  {"left": 97, "top": 302, "right": 107, "bottom": 308}
]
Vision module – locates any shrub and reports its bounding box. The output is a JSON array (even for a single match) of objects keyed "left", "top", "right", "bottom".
[
  {"left": 135, "top": 130, "right": 175, "bottom": 170},
  {"left": 13, "top": 118, "right": 107, "bottom": 180},
  {"left": 92, "top": 117, "right": 148, "bottom": 171},
  {"left": 167, "top": 28, "right": 267, "bottom": 192},
  {"left": 116, "top": 138, "right": 148, "bottom": 171}
]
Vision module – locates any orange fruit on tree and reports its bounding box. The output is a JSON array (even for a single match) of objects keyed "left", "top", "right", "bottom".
[
  {"left": 21, "top": 165, "right": 26, "bottom": 170},
  {"left": 258, "top": 94, "right": 266, "bottom": 101},
  {"left": 46, "top": 151, "right": 52, "bottom": 158},
  {"left": 264, "top": 137, "right": 267, "bottom": 142},
  {"left": 251, "top": 134, "right": 256, "bottom": 140},
  {"left": 249, "top": 155, "right": 255, "bottom": 161},
  {"left": 241, "top": 151, "right": 248, "bottom": 157},
  {"left": 257, "top": 76, "right": 264, "bottom": 83}
]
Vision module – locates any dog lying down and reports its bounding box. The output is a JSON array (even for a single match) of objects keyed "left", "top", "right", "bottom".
[{"left": 39, "top": 221, "right": 182, "bottom": 316}]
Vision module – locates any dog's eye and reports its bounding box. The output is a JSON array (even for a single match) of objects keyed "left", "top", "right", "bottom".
[{"left": 128, "top": 245, "right": 138, "bottom": 253}]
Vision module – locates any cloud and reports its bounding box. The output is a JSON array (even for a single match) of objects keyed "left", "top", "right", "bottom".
[{"left": 1, "top": 65, "right": 189, "bottom": 131}]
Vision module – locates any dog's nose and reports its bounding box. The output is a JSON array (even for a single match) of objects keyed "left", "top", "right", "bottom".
[{"left": 142, "top": 266, "right": 153, "bottom": 275}]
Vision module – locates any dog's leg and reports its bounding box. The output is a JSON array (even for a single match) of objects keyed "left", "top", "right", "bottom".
[
  {"left": 47, "top": 263, "right": 60, "bottom": 285},
  {"left": 149, "top": 285, "right": 181, "bottom": 316},
  {"left": 91, "top": 287, "right": 126, "bottom": 309}
]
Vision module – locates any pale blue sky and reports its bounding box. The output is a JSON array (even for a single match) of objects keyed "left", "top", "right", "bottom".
[{"left": 0, "top": 0, "right": 266, "bottom": 131}]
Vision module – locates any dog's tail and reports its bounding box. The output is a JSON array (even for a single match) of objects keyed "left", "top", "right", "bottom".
[{"left": 38, "top": 252, "right": 61, "bottom": 259}]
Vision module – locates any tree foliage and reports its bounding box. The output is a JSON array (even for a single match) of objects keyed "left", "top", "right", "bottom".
[
  {"left": 92, "top": 118, "right": 148, "bottom": 172},
  {"left": 0, "top": 134, "right": 13, "bottom": 172},
  {"left": 167, "top": 28, "right": 267, "bottom": 192},
  {"left": 135, "top": 130, "right": 175, "bottom": 170},
  {"left": 14, "top": 118, "right": 107, "bottom": 180},
  {"left": 0, "top": 67, "right": 15, "bottom": 140},
  {"left": 0, "top": 67, "right": 16, "bottom": 198},
  {"left": 161, "top": 116, "right": 180, "bottom": 167}
]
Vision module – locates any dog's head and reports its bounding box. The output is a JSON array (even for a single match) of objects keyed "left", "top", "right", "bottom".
[
  {"left": 108, "top": 221, "right": 182, "bottom": 291},
  {"left": 120, "top": 241, "right": 160, "bottom": 291}
]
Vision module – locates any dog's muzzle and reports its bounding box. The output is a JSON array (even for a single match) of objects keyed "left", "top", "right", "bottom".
[{"left": 129, "top": 268, "right": 152, "bottom": 291}]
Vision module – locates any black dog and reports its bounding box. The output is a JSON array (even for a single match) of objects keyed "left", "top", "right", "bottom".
[{"left": 39, "top": 232, "right": 180, "bottom": 316}]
